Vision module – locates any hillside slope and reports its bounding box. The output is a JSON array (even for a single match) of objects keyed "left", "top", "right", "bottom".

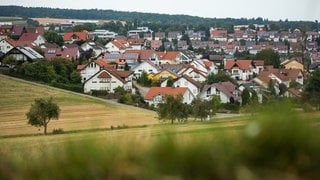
[{"left": 0, "top": 75, "right": 158, "bottom": 136}]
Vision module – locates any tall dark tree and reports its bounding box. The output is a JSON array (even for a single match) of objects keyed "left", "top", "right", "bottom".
[
  {"left": 279, "top": 83, "right": 287, "bottom": 96},
  {"left": 302, "top": 70, "right": 320, "bottom": 110},
  {"left": 255, "top": 49, "right": 280, "bottom": 68},
  {"left": 26, "top": 97, "right": 60, "bottom": 135},
  {"left": 43, "top": 30, "right": 64, "bottom": 46},
  {"left": 137, "top": 70, "right": 151, "bottom": 87},
  {"left": 241, "top": 88, "right": 251, "bottom": 106}
]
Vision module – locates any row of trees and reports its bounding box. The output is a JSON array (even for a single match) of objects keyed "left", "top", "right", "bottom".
[
  {"left": 3, "top": 56, "right": 83, "bottom": 92},
  {"left": 1, "top": 6, "right": 318, "bottom": 32},
  {"left": 157, "top": 95, "right": 221, "bottom": 124}
]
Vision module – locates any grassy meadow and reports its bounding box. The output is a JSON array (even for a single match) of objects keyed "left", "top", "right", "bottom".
[
  {"left": 0, "top": 75, "right": 158, "bottom": 136},
  {"left": 1, "top": 74, "right": 320, "bottom": 179}
]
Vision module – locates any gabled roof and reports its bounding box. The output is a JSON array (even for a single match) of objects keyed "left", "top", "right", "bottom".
[
  {"left": 224, "top": 59, "right": 253, "bottom": 70},
  {"left": 77, "top": 58, "right": 116, "bottom": 71},
  {"left": 18, "top": 33, "right": 39, "bottom": 42},
  {"left": 2, "top": 38, "right": 18, "bottom": 47},
  {"left": 157, "top": 51, "right": 179, "bottom": 60},
  {"left": 253, "top": 60, "right": 265, "bottom": 66},
  {"left": 110, "top": 40, "right": 127, "bottom": 50},
  {"left": 63, "top": 31, "right": 88, "bottom": 41},
  {"left": 11, "top": 25, "right": 25, "bottom": 36},
  {"left": 144, "top": 87, "right": 188, "bottom": 100},
  {"left": 8, "top": 46, "right": 44, "bottom": 60},
  {"left": 179, "top": 75, "right": 202, "bottom": 89},
  {"left": 97, "top": 71, "right": 112, "bottom": 78},
  {"left": 209, "top": 82, "right": 240, "bottom": 101},
  {"left": 25, "top": 27, "right": 45, "bottom": 35},
  {"left": 257, "top": 68, "right": 302, "bottom": 83},
  {"left": 85, "top": 68, "right": 132, "bottom": 84}
]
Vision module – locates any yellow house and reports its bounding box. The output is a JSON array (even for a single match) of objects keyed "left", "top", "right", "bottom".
[
  {"left": 147, "top": 69, "right": 178, "bottom": 81},
  {"left": 282, "top": 59, "right": 304, "bottom": 71}
]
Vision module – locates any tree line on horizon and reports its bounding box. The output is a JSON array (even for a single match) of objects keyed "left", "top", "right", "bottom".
[{"left": 0, "top": 6, "right": 318, "bottom": 32}]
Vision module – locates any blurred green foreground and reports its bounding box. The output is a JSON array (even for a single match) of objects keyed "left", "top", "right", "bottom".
[{"left": 1, "top": 102, "right": 320, "bottom": 180}]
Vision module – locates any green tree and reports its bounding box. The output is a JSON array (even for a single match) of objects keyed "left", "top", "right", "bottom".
[
  {"left": 2, "top": 55, "right": 17, "bottom": 69},
  {"left": 279, "top": 83, "right": 287, "bottom": 96},
  {"left": 138, "top": 70, "right": 151, "bottom": 87},
  {"left": 255, "top": 49, "right": 281, "bottom": 68},
  {"left": 124, "top": 63, "right": 130, "bottom": 71},
  {"left": 206, "top": 71, "right": 233, "bottom": 84},
  {"left": 43, "top": 30, "right": 64, "bottom": 46},
  {"left": 302, "top": 70, "right": 320, "bottom": 110},
  {"left": 192, "top": 98, "right": 211, "bottom": 121},
  {"left": 250, "top": 90, "right": 259, "bottom": 105},
  {"left": 241, "top": 88, "right": 251, "bottom": 106},
  {"left": 157, "top": 95, "right": 190, "bottom": 124},
  {"left": 26, "top": 97, "right": 60, "bottom": 135},
  {"left": 210, "top": 95, "right": 221, "bottom": 115},
  {"left": 166, "top": 77, "right": 174, "bottom": 87},
  {"left": 70, "top": 70, "right": 81, "bottom": 84}
]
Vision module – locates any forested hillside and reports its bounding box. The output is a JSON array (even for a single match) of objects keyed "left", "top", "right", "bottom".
[{"left": 0, "top": 6, "right": 318, "bottom": 31}]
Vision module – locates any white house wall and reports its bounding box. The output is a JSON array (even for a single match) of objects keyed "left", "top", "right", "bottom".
[
  {"left": 84, "top": 72, "right": 124, "bottom": 93},
  {"left": 80, "top": 62, "right": 101, "bottom": 82}
]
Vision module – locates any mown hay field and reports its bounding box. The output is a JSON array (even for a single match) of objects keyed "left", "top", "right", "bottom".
[{"left": 0, "top": 75, "right": 158, "bottom": 136}]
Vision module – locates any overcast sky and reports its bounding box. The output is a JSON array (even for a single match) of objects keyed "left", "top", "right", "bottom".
[{"left": 1, "top": 0, "right": 319, "bottom": 21}]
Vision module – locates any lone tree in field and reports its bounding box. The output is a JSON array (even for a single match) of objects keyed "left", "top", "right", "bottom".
[{"left": 26, "top": 97, "right": 60, "bottom": 135}]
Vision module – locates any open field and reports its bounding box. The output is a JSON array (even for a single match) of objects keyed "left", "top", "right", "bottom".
[
  {"left": 0, "top": 16, "right": 26, "bottom": 25},
  {"left": 0, "top": 75, "right": 158, "bottom": 136}
]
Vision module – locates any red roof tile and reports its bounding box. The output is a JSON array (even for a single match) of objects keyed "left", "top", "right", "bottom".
[
  {"left": 63, "top": 31, "right": 88, "bottom": 41},
  {"left": 5, "top": 38, "right": 18, "bottom": 47},
  {"left": 144, "top": 87, "right": 188, "bottom": 100},
  {"left": 98, "top": 71, "right": 111, "bottom": 78},
  {"left": 18, "top": 33, "right": 39, "bottom": 42},
  {"left": 157, "top": 51, "right": 179, "bottom": 60},
  {"left": 224, "top": 60, "right": 253, "bottom": 70}
]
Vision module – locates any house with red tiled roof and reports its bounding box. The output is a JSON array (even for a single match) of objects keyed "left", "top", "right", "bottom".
[
  {"left": 105, "top": 39, "right": 128, "bottom": 53},
  {"left": 17, "top": 33, "right": 46, "bottom": 47},
  {"left": 77, "top": 58, "right": 117, "bottom": 83},
  {"left": 190, "top": 59, "right": 218, "bottom": 76},
  {"left": 199, "top": 81, "right": 241, "bottom": 103},
  {"left": 25, "top": 27, "right": 45, "bottom": 35},
  {"left": 83, "top": 68, "right": 133, "bottom": 93},
  {"left": 165, "top": 75, "right": 202, "bottom": 97},
  {"left": 177, "top": 64, "right": 207, "bottom": 82},
  {"left": 157, "top": 51, "right": 180, "bottom": 64},
  {"left": 40, "top": 43, "right": 80, "bottom": 60},
  {"left": 144, "top": 87, "right": 195, "bottom": 107},
  {"left": 151, "top": 40, "right": 162, "bottom": 50},
  {"left": 127, "top": 38, "right": 144, "bottom": 50},
  {"left": 253, "top": 67, "right": 303, "bottom": 89},
  {"left": 63, "top": 30, "right": 90, "bottom": 44},
  {"left": 154, "top": 32, "right": 166, "bottom": 41},
  {"left": 131, "top": 60, "right": 160, "bottom": 79},
  {"left": 224, "top": 59, "right": 260, "bottom": 81},
  {"left": 0, "top": 38, "right": 18, "bottom": 53},
  {"left": 210, "top": 28, "right": 228, "bottom": 42},
  {"left": 11, "top": 25, "right": 26, "bottom": 40}
]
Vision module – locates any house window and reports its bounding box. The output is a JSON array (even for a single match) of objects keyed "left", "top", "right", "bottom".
[
  {"left": 216, "top": 89, "right": 220, "bottom": 95},
  {"left": 206, "top": 88, "right": 211, "bottom": 97}
]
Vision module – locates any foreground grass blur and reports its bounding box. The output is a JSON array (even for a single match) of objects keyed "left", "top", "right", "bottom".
[{"left": 1, "top": 101, "right": 320, "bottom": 179}]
